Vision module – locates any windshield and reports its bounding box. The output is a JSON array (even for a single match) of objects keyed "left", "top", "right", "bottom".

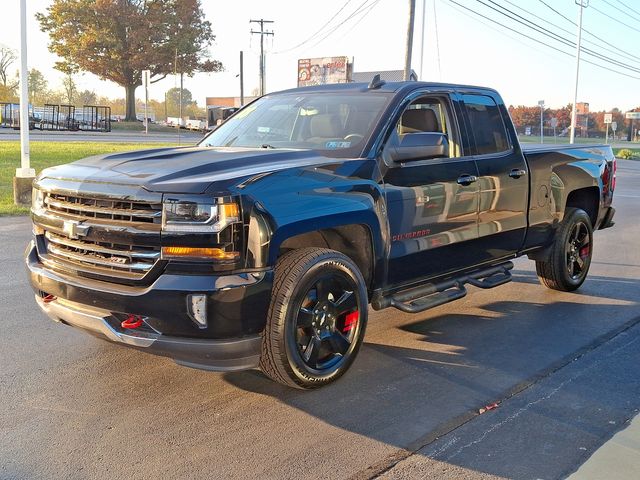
[{"left": 199, "top": 92, "right": 392, "bottom": 158}]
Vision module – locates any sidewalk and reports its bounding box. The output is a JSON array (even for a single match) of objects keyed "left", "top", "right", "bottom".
[{"left": 568, "top": 413, "right": 640, "bottom": 479}]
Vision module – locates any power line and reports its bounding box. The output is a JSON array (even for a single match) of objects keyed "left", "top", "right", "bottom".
[
  {"left": 336, "top": 0, "right": 384, "bottom": 41},
  {"left": 446, "top": 0, "right": 640, "bottom": 80},
  {"left": 305, "top": 0, "right": 379, "bottom": 50},
  {"left": 476, "top": 0, "right": 640, "bottom": 74},
  {"left": 613, "top": 0, "right": 640, "bottom": 18},
  {"left": 273, "top": 0, "right": 355, "bottom": 53},
  {"left": 537, "top": 0, "right": 640, "bottom": 62},
  {"left": 442, "top": 0, "right": 568, "bottom": 65},
  {"left": 504, "top": 0, "right": 640, "bottom": 64},
  {"left": 601, "top": 0, "right": 640, "bottom": 23},
  {"left": 590, "top": 4, "right": 640, "bottom": 34}
]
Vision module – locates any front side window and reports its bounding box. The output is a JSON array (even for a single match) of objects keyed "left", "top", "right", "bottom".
[
  {"left": 199, "top": 92, "right": 392, "bottom": 158},
  {"left": 386, "top": 96, "right": 460, "bottom": 159},
  {"left": 462, "top": 94, "right": 510, "bottom": 155}
]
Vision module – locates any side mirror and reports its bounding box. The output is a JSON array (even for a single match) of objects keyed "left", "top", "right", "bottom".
[{"left": 389, "top": 132, "right": 449, "bottom": 162}]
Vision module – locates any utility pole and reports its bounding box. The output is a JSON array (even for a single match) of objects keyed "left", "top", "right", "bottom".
[
  {"left": 239, "top": 51, "right": 245, "bottom": 106},
  {"left": 404, "top": 0, "right": 417, "bottom": 81},
  {"left": 570, "top": 0, "right": 588, "bottom": 144},
  {"left": 538, "top": 100, "right": 545, "bottom": 144},
  {"left": 14, "top": 0, "right": 34, "bottom": 206},
  {"left": 250, "top": 19, "right": 274, "bottom": 96},
  {"left": 419, "top": 0, "right": 426, "bottom": 80}
]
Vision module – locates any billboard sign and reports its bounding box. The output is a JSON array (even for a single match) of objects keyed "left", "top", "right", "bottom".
[
  {"left": 576, "top": 102, "right": 589, "bottom": 115},
  {"left": 298, "top": 56, "right": 351, "bottom": 87}
]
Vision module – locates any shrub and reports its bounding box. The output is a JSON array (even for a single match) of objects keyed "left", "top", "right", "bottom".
[{"left": 616, "top": 149, "right": 636, "bottom": 159}]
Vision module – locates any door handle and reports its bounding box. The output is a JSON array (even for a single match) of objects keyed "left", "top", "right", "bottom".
[
  {"left": 509, "top": 168, "right": 527, "bottom": 179},
  {"left": 457, "top": 174, "right": 478, "bottom": 186}
]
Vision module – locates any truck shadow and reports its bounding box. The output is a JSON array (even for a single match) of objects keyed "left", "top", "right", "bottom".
[{"left": 222, "top": 272, "right": 640, "bottom": 479}]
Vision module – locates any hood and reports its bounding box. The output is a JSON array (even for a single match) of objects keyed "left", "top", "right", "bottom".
[{"left": 38, "top": 146, "right": 338, "bottom": 194}]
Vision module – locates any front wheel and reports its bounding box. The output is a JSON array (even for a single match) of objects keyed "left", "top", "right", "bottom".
[
  {"left": 536, "top": 207, "right": 593, "bottom": 292},
  {"left": 259, "top": 248, "right": 368, "bottom": 389}
]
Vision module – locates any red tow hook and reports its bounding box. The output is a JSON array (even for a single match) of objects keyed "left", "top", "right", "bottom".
[
  {"left": 121, "top": 314, "right": 144, "bottom": 330},
  {"left": 43, "top": 294, "right": 57, "bottom": 304}
]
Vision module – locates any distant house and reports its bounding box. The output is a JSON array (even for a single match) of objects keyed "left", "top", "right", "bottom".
[{"left": 351, "top": 69, "right": 418, "bottom": 83}]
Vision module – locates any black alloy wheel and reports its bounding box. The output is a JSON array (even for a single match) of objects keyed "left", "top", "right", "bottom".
[
  {"left": 566, "top": 220, "right": 591, "bottom": 281},
  {"left": 260, "top": 248, "right": 368, "bottom": 389},
  {"left": 536, "top": 207, "right": 593, "bottom": 292},
  {"left": 293, "top": 274, "right": 361, "bottom": 372}
]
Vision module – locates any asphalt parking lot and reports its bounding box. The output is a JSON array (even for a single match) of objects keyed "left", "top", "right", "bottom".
[{"left": 1, "top": 161, "right": 639, "bottom": 480}]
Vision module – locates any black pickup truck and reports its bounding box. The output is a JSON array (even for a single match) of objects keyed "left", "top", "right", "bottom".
[{"left": 27, "top": 79, "right": 616, "bottom": 389}]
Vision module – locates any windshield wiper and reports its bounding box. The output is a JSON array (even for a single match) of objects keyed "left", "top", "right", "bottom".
[{"left": 261, "top": 144, "right": 276, "bottom": 149}]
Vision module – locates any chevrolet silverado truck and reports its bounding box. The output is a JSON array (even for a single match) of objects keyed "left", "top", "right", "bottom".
[{"left": 27, "top": 78, "right": 616, "bottom": 389}]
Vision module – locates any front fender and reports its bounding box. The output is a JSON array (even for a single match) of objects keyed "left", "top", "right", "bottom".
[{"left": 239, "top": 159, "right": 389, "bottom": 288}]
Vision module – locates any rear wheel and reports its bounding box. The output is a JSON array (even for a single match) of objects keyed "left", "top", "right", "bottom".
[
  {"left": 259, "top": 248, "right": 367, "bottom": 389},
  {"left": 536, "top": 207, "right": 593, "bottom": 292}
]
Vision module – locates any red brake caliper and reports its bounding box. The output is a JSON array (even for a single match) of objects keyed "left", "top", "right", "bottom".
[
  {"left": 342, "top": 311, "right": 359, "bottom": 333},
  {"left": 579, "top": 246, "right": 590, "bottom": 258}
]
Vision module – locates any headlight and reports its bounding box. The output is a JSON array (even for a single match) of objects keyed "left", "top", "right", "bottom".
[{"left": 162, "top": 197, "right": 240, "bottom": 233}]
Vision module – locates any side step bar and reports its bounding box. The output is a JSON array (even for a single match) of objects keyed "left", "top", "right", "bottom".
[{"left": 374, "top": 262, "right": 514, "bottom": 314}]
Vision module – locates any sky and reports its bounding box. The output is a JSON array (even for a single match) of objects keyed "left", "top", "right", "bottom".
[{"left": 1, "top": 0, "right": 640, "bottom": 112}]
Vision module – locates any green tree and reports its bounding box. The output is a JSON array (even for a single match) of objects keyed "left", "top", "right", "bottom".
[
  {"left": 166, "top": 86, "right": 192, "bottom": 116},
  {"left": 37, "top": 0, "right": 223, "bottom": 121},
  {"left": 77, "top": 89, "right": 98, "bottom": 106},
  {"left": 28, "top": 69, "right": 49, "bottom": 105}
]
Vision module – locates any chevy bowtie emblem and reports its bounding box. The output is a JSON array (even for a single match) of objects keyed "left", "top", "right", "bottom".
[{"left": 63, "top": 220, "right": 89, "bottom": 239}]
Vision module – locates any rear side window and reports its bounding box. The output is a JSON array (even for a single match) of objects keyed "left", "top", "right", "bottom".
[{"left": 462, "top": 94, "right": 510, "bottom": 155}]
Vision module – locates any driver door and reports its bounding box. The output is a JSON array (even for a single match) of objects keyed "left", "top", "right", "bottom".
[{"left": 383, "top": 94, "right": 480, "bottom": 287}]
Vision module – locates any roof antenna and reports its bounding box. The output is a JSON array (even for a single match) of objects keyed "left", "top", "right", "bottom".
[{"left": 368, "top": 74, "right": 386, "bottom": 90}]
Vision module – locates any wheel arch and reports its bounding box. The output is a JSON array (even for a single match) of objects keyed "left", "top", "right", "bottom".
[
  {"left": 278, "top": 224, "right": 375, "bottom": 292},
  {"left": 564, "top": 186, "right": 600, "bottom": 227}
]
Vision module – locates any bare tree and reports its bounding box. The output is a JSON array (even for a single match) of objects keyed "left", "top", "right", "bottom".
[
  {"left": 0, "top": 44, "right": 17, "bottom": 87},
  {"left": 62, "top": 73, "right": 77, "bottom": 104}
]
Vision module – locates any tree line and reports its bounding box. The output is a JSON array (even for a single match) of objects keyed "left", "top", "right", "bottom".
[
  {"left": 508, "top": 104, "right": 630, "bottom": 137},
  {"left": 1, "top": 44, "right": 205, "bottom": 120},
  {"left": 2, "top": 1, "right": 221, "bottom": 121}
]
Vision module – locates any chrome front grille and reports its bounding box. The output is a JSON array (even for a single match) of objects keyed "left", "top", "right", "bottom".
[
  {"left": 38, "top": 191, "right": 163, "bottom": 282},
  {"left": 45, "top": 192, "right": 162, "bottom": 224}
]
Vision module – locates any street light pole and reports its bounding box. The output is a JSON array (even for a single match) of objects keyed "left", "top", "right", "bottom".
[
  {"left": 570, "top": 0, "right": 588, "bottom": 144},
  {"left": 13, "top": 0, "right": 35, "bottom": 206},
  {"left": 404, "top": 0, "right": 417, "bottom": 81},
  {"left": 17, "top": 0, "right": 33, "bottom": 179}
]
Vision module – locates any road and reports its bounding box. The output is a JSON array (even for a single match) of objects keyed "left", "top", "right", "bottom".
[
  {"left": 1, "top": 161, "right": 639, "bottom": 480},
  {"left": 0, "top": 128, "right": 202, "bottom": 144}
]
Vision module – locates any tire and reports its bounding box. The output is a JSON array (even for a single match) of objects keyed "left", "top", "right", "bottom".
[
  {"left": 536, "top": 207, "right": 593, "bottom": 292},
  {"left": 259, "top": 248, "right": 368, "bottom": 389}
]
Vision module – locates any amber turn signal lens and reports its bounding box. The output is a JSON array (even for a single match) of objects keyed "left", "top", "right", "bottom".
[
  {"left": 162, "top": 246, "right": 239, "bottom": 260},
  {"left": 219, "top": 203, "right": 240, "bottom": 220}
]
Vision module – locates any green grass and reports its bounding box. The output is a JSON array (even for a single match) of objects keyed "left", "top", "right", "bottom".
[
  {"left": 111, "top": 121, "right": 180, "bottom": 133},
  {"left": 518, "top": 135, "right": 607, "bottom": 144},
  {"left": 0, "top": 141, "right": 177, "bottom": 215}
]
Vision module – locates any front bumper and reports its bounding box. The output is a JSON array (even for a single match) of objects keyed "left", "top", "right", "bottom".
[{"left": 26, "top": 241, "right": 272, "bottom": 371}]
